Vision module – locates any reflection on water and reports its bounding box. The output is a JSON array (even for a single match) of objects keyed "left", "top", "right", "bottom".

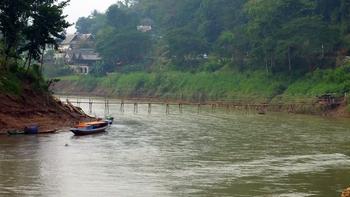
[{"left": 0, "top": 98, "right": 350, "bottom": 197}]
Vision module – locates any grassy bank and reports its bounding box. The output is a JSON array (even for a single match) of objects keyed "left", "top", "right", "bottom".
[
  {"left": 0, "top": 72, "right": 22, "bottom": 95},
  {"left": 54, "top": 64, "right": 350, "bottom": 105},
  {"left": 0, "top": 65, "right": 51, "bottom": 96},
  {"left": 56, "top": 70, "right": 289, "bottom": 102},
  {"left": 0, "top": 66, "right": 92, "bottom": 133}
]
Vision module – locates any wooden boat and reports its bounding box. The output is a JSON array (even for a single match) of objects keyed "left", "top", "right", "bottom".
[
  {"left": 7, "top": 130, "right": 25, "bottom": 135},
  {"left": 39, "top": 129, "right": 58, "bottom": 134},
  {"left": 106, "top": 116, "right": 114, "bottom": 125},
  {"left": 70, "top": 121, "right": 109, "bottom": 136},
  {"left": 8, "top": 128, "right": 57, "bottom": 135},
  {"left": 24, "top": 125, "right": 39, "bottom": 135}
]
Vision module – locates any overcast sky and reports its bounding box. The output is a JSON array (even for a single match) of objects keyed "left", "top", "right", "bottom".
[{"left": 64, "top": 0, "right": 120, "bottom": 33}]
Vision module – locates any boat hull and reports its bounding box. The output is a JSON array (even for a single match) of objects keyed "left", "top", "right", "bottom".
[
  {"left": 24, "top": 126, "right": 39, "bottom": 135},
  {"left": 70, "top": 126, "right": 108, "bottom": 136}
]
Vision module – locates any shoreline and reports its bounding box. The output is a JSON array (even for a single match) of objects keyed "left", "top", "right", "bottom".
[
  {"left": 54, "top": 92, "right": 350, "bottom": 119},
  {"left": 0, "top": 90, "right": 94, "bottom": 135}
]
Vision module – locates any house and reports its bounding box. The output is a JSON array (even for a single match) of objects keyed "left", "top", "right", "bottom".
[
  {"left": 58, "top": 33, "right": 96, "bottom": 51},
  {"left": 56, "top": 33, "right": 101, "bottom": 74},
  {"left": 137, "top": 25, "right": 152, "bottom": 32}
]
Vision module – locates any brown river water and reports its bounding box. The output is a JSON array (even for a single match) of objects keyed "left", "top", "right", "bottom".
[{"left": 0, "top": 97, "right": 350, "bottom": 197}]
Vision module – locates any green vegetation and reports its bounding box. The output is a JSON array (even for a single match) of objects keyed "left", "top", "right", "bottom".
[
  {"left": 57, "top": 64, "right": 349, "bottom": 102},
  {"left": 76, "top": 0, "right": 350, "bottom": 74},
  {"left": 43, "top": 63, "right": 73, "bottom": 79},
  {"left": 0, "top": 72, "right": 22, "bottom": 95},
  {"left": 283, "top": 64, "right": 350, "bottom": 97},
  {"left": 0, "top": 65, "right": 53, "bottom": 95},
  {"left": 56, "top": 0, "right": 350, "bottom": 103},
  {"left": 0, "top": 0, "right": 69, "bottom": 94}
]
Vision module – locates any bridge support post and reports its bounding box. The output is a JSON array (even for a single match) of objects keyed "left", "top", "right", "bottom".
[
  {"left": 179, "top": 103, "right": 183, "bottom": 113},
  {"left": 148, "top": 103, "right": 152, "bottom": 114},
  {"left": 120, "top": 100, "right": 124, "bottom": 113},
  {"left": 134, "top": 103, "right": 138, "bottom": 114},
  {"left": 166, "top": 104, "right": 170, "bottom": 114},
  {"left": 88, "top": 98, "right": 92, "bottom": 114}
]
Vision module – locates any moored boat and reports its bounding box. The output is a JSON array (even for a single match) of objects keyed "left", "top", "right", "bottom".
[
  {"left": 8, "top": 128, "right": 57, "bottom": 135},
  {"left": 70, "top": 121, "right": 109, "bottom": 136},
  {"left": 24, "top": 125, "right": 39, "bottom": 135},
  {"left": 7, "top": 130, "right": 25, "bottom": 135},
  {"left": 105, "top": 116, "right": 114, "bottom": 125}
]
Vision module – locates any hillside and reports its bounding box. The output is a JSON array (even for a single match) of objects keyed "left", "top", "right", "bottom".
[
  {"left": 0, "top": 72, "right": 92, "bottom": 133},
  {"left": 52, "top": 64, "right": 350, "bottom": 117},
  {"left": 47, "top": 0, "right": 350, "bottom": 117},
  {"left": 53, "top": 64, "right": 350, "bottom": 100}
]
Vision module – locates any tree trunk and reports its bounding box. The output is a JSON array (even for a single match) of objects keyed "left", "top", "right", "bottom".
[
  {"left": 3, "top": 41, "right": 16, "bottom": 71},
  {"left": 22, "top": 57, "right": 28, "bottom": 68},
  {"left": 270, "top": 53, "right": 275, "bottom": 71},
  {"left": 270, "top": 55, "right": 273, "bottom": 69},
  {"left": 3, "top": 55, "right": 9, "bottom": 71},
  {"left": 265, "top": 55, "right": 269, "bottom": 74},
  {"left": 2, "top": 46, "right": 12, "bottom": 71},
  {"left": 40, "top": 48, "right": 45, "bottom": 72},
  {"left": 288, "top": 46, "right": 292, "bottom": 72},
  {"left": 25, "top": 54, "right": 32, "bottom": 74}
]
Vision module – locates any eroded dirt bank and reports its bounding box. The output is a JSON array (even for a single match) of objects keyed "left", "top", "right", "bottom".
[
  {"left": 52, "top": 81, "right": 350, "bottom": 118},
  {"left": 0, "top": 87, "right": 93, "bottom": 134}
]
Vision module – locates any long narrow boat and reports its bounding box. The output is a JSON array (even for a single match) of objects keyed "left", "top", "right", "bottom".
[
  {"left": 70, "top": 121, "right": 109, "bottom": 136},
  {"left": 7, "top": 130, "right": 25, "bottom": 135},
  {"left": 7, "top": 129, "right": 57, "bottom": 135}
]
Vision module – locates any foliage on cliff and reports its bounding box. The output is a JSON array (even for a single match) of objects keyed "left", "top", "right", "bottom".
[
  {"left": 49, "top": 0, "right": 350, "bottom": 105},
  {"left": 55, "top": 63, "right": 350, "bottom": 104},
  {"left": 76, "top": 0, "right": 350, "bottom": 74},
  {"left": 0, "top": 0, "right": 69, "bottom": 94}
]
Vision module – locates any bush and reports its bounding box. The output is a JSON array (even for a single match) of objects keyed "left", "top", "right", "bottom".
[
  {"left": 202, "top": 56, "right": 224, "bottom": 72},
  {"left": 56, "top": 64, "right": 350, "bottom": 103},
  {"left": 43, "top": 63, "right": 73, "bottom": 78},
  {"left": 59, "top": 70, "right": 288, "bottom": 101},
  {"left": 0, "top": 73, "right": 21, "bottom": 95},
  {"left": 284, "top": 65, "right": 350, "bottom": 97},
  {"left": 0, "top": 64, "right": 49, "bottom": 94}
]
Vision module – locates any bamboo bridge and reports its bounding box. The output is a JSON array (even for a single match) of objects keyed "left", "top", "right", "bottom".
[{"left": 56, "top": 95, "right": 347, "bottom": 115}]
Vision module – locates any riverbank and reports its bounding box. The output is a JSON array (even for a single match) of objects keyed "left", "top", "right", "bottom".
[
  {"left": 0, "top": 86, "right": 92, "bottom": 134},
  {"left": 0, "top": 66, "right": 96, "bottom": 134},
  {"left": 51, "top": 67, "right": 350, "bottom": 117},
  {"left": 53, "top": 71, "right": 287, "bottom": 102}
]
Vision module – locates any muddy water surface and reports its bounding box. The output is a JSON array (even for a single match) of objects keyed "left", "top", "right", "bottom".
[{"left": 0, "top": 98, "right": 350, "bottom": 196}]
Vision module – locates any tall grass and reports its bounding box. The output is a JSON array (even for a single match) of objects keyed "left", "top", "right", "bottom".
[
  {"left": 60, "top": 70, "right": 288, "bottom": 101},
  {"left": 0, "top": 73, "right": 22, "bottom": 95},
  {"left": 57, "top": 64, "right": 350, "bottom": 102},
  {"left": 0, "top": 64, "right": 51, "bottom": 95},
  {"left": 283, "top": 64, "right": 350, "bottom": 97}
]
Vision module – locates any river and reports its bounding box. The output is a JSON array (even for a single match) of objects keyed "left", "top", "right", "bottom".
[{"left": 0, "top": 97, "right": 350, "bottom": 197}]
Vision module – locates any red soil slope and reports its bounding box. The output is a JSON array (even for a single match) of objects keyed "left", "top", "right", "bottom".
[{"left": 0, "top": 87, "right": 92, "bottom": 134}]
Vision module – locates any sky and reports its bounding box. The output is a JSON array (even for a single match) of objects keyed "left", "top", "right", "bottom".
[{"left": 64, "top": 0, "right": 120, "bottom": 33}]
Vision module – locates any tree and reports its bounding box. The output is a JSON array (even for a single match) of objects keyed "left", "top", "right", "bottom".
[
  {"left": 165, "top": 28, "right": 208, "bottom": 70},
  {"left": 106, "top": 4, "right": 137, "bottom": 31},
  {"left": 21, "top": 0, "right": 70, "bottom": 69},
  {"left": 70, "top": 0, "right": 350, "bottom": 74},
  {"left": 215, "top": 30, "right": 248, "bottom": 70},
  {"left": 76, "top": 11, "right": 106, "bottom": 35},
  {"left": 0, "top": 0, "right": 31, "bottom": 70},
  {"left": 0, "top": 0, "right": 70, "bottom": 71},
  {"left": 244, "top": 0, "right": 338, "bottom": 72},
  {"left": 196, "top": 0, "right": 246, "bottom": 44},
  {"left": 96, "top": 30, "right": 151, "bottom": 68}
]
